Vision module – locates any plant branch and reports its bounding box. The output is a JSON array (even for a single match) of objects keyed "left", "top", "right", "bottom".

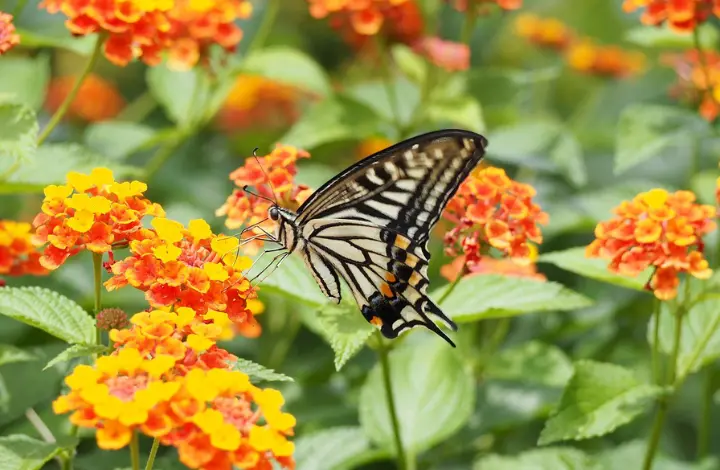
[
  {"left": 375, "top": 331, "right": 408, "bottom": 470},
  {"left": 38, "top": 34, "right": 106, "bottom": 145},
  {"left": 245, "top": 0, "right": 280, "bottom": 56},
  {"left": 25, "top": 408, "right": 55, "bottom": 443},
  {"left": 130, "top": 431, "right": 140, "bottom": 470},
  {"left": 144, "top": 438, "right": 160, "bottom": 470}
]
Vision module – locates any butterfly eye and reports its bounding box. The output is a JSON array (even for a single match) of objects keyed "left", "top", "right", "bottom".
[{"left": 269, "top": 206, "right": 280, "bottom": 221}]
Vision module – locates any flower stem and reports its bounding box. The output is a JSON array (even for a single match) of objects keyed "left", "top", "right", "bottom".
[
  {"left": 37, "top": 34, "right": 106, "bottom": 145},
  {"left": 143, "top": 132, "right": 187, "bottom": 181},
  {"left": 651, "top": 298, "right": 661, "bottom": 384},
  {"left": 437, "top": 265, "right": 468, "bottom": 305},
  {"left": 642, "top": 400, "right": 668, "bottom": 470},
  {"left": 130, "top": 431, "right": 140, "bottom": 470},
  {"left": 375, "top": 331, "right": 408, "bottom": 470},
  {"left": 92, "top": 252, "right": 104, "bottom": 346},
  {"left": 144, "top": 438, "right": 160, "bottom": 470},
  {"left": 245, "top": 0, "right": 280, "bottom": 56},
  {"left": 460, "top": 1, "right": 478, "bottom": 46},
  {"left": 25, "top": 408, "right": 56, "bottom": 443}
]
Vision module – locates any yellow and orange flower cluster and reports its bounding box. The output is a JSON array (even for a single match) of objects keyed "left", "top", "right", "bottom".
[
  {"left": 587, "top": 189, "right": 716, "bottom": 300},
  {"left": 442, "top": 166, "right": 548, "bottom": 274},
  {"left": 216, "top": 75, "right": 303, "bottom": 134},
  {"left": 32, "top": 168, "right": 165, "bottom": 270},
  {"left": 414, "top": 37, "right": 470, "bottom": 72},
  {"left": 447, "top": 0, "right": 521, "bottom": 14},
  {"left": 105, "top": 218, "right": 262, "bottom": 338},
  {"left": 53, "top": 344, "right": 295, "bottom": 469},
  {"left": 663, "top": 50, "right": 720, "bottom": 121},
  {"left": 623, "top": 0, "right": 720, "bottom": 32},
  {"left": 44, "top": 74, "right": 125, "bottom": 123},
  {"left": 39, "top": 0, "right": 252, "bottom": 69},
  {"left": 0, "top": 221, "right": 47, "bottom": 278},
  {"left": 0, "top": 12, "right": 19, "bottom": 55},
  {"left": 308, "top": 0, "right": 423, "bottom": 47},
  {"left": 216, "top": 145, "right": 313, "bottom": 254},
  {"left": 515, "top": 13, "right": 646, "bottom": 79}
]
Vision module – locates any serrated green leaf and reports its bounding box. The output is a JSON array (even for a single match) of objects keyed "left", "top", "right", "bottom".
[
  {"left": 435, "top": 274, "right": 592, "bottom": 322},
  {"left": 232, "top": 358, "right": 293, "bottom": 382},
  {"left": 649, "top": 298, "right": 720, "bottom": 382},
  {"left": 295, "top": 426, "right": 375, "bottom": 470},
  {"left": 0, "top": 435, "right": 61, "bottom": 470},
  {"left": 257, "top": 254, "right": 328, "bottom": 307},
  {"left": 43, "top": 344, "right": 110, "bottom": 371},
  {"left": 0, "top": 287, "right": 94, "bottom": 345},
  {"left": 538, "top": 360, "right": 662, "bottom": 445},
  {"left": 0, "top": 55, "right": 50, "bottom": 111},
  {"left": 0, "top": 345, "right": 36, "bottom": 367},
  {"left": 147, "top": 65, "right": 208, "bottom": 127},
  {"left": 279, "top": 94, "right": 380, "bottom": 150},
  {"left": 316, "top": 299, "right": 374, "bottom": 371},
  {"left": 359, "top": 339, "right": 475, "bottom": 454},
  {"left": 539, "top": 247, "right": 650, "bottom": 291},
  {"left": 390, "top": 44, "right": 426, "bottom": 84},
  {"left": 615, "top": 104, "right": 708, "bottom": 175},
  {"left": 84, "top": 122, "right": 156, "bottom": 160},
  {"left": 625, "top": 23, "right": 718, "bottom": 50},
  {"left": 484, "top": 341, "right": 573, "bottom": 388},
  {"left": 550, "top": 131, "right": 586, "bottom": 187},
  {"left": 0, "top": 102, "right": 38, "bottom": 174},
  {"left": 0, "top": 143, "right": 142, "bottom": 193},
  {"left": 242, "top": 47, "right": 332, "bottom": 97},
  {"left": 474, "top": 447, "right": 601, "bottom": 470},
  {"left": 426, "top": 95, "right": 486, "bottom": 134}
]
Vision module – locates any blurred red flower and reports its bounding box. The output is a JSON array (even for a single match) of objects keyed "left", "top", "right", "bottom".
[{"left": 623, "top": 0, "right": 719, "bottom": 32}]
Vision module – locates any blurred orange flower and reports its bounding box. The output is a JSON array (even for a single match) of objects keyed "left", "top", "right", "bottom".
[
  {"left": 587, "top": 188, "right": 716, "bottom": 300},
  {"left": 39, "top": 0, "right": 252, "bottom": 69},
  {"left": 440, "top": 254, "right": 546, "bottom": 282},
  {"left": 0, "top": 221, "right": 47, "bottom": 277},
  {"left": 356, "top": 137, "right": 393, "bottom": 160},
  {"left": 443, "top": 166, "right": 548, "bottom": 271},
  {"left": 216, "top": 145, "right": 312, "bottom": 254},
  {"left": 448, "top": 0, "right": 521, "bottom": 13},
  {"left": 663, "top": 49, "right": 720, "bottom": 121},
  {"left": 414, "top": 37, "right": 470, "bottom": 72},
  {"left": 566, "top": 39, "right": 646, "bottom": 78},
  {"left": 105, "top": 218, "right": 261, "bottom": 338},
  {"left": 44, "top": 74, "right": 125, "bottom": 122},
  {"left": 514, "top": 13, "right": 574, "bottom": 50},
  {"left": 32, "top": 168, "right": 165, "bottom": 270},
  {"left": 622, "top": 0, "right": 719, "bottom": 32},
  {"left": 309, "top": 0, "right": 409, "bottom": 36},
  {"left": 216, "top": 75, "right": 302, "bottom": 133},
  {"left": 0, "top": 12, "right": 19, "bottom": 55}
]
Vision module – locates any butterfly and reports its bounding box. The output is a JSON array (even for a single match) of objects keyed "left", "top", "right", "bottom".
[{"left": 253, "top": 129, "right": 488, "bottom": 347}]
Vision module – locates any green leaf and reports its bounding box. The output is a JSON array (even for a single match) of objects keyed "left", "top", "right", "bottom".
[
  {"left": 484, "top": 341, "right": 573, "bottom": 388},
  {"left": 279, "top": 95, "right": 380, "bottom": 150},
  {"left": 0, "top": 102, "right": 38, "bottom": 174},
  {"left": 242, "top": 47, "right": 332, "bottom": 97},
  {"left": 43, "top": 344, "right": 111, "bottom": 371},
  {"left": 147, "top": 65, "right": 208, "bottom": 127},
  {"left": 345, "top": 77, "right": 420, "bottom": 130},
  {"left": 615, "top": 104, "right": 708, "bottom": 175},
  {"left": 478, "top": 382, "right": 561, "bottom": 434},
  {"left": 0, "top": 143, "right": 142, "bottom": 193},
  {"left": 539, "top": 247, "right": 650, "bottom": 291},
  {"left": 391, "top": 44, "right": 426, "bottom": 84},
  {"left": 84, "top": 122, "right": 156, "bottom": 160},
  {"left": 426, "top": 95, "right": 486, "bottom": 134},
  {"left": 257, "top": 254, "right": 328, "bottom": 307},
  {"left": 316, "top": 298, "right": 374, "bottom": 371},
  {"left": 0, "top": 435, "right": 61, "bottom": 470},
  {"left": 625, "top": 23, "right": 718, "bottom": 49},
  {"left": 359, "top": 339, "right": 475, "bottom": 454},
  {"left": 295, "top": 427, "right": 374, "bottom": 470},
  {"left": 690, "top": 169, "right": 718, "bottom": 205},
  {"left": 435, "top": 274, "right": 592, "bottom": 322},
  {"left": 649, "top": 298, "right": 720, "bottom": 381},
  {"left": 597, "top": 440, "right": 718, "bottom": 470},
  {"left": 538, "top": 360, "right": 663, "bottom": 445},
  {"left": 474, "top": 447, "right": 601, "bottom": 470},
  {"left": 232, "top": 358, "right": 294, "bottom": 382},
  {"left": 0, "top": 345, "right": 36, "bottom": 367},
  {"left": 550, "top": 131, "right": 586, "bottom": 187},
  {"left": 0, "top": 55, "right": 50, "bottom": 110},
  {"left": 486, "top": 119, "right": 562, "bottom": 170},
  {"left": 0, "top": 287, "right": 95, "bottom": 345}
]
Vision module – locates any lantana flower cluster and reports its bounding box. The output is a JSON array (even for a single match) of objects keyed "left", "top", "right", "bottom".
[
  {"left": 442, "top": 166, "right": 549, "bottom": 277},
  {"left": 623, "top": 0, "right": 720, "bottom": 32},
  {"left": 663, "top": 50, "right": 720, "bottom": 122},
  {"left": 44, "top": 74, "right": 125, "bottom": 123},
  {"left": 308, "top": 0, "right": 417, "bottom": 38},
  {"left": 39, "top": 0, "right": 252, "bottom": 69},
  {"left": 216, "top": 145, "right": 313, "bottom": 254},
  {"left": 586, "top": 188, "right": 716, "bottom": 300},
  {"left": 515, "top": 13, "right": 646, "bottom": 78},
  {"left": 447, "top": 0, "right": 521, "bottom": 14},
  {"left": 0, "top": 221, "right": 47, "bottom": 278},
  {"left": 0, "top": 12, "right": 19, "bottom": 55}
]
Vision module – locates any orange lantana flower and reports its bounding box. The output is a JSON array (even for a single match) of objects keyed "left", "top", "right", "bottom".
[
  {"left": 587, "top": 188, "right": 716, "bottom": 300},
  {"left": 443, "top": 166, "right": 548, "bottom": 272},
  {"left": 44, "top": 74, "right": 125, "bottom": 123},
  {"left": 566, "top": 39, "right": 646, "bottom": 78},
  {"left": 0, "top": 221, "right": 48, "bottom": 277},
  {"left": 216, "top": 145, "right": 312, "bottom": 254},
  {"left": 514, "top": 13, "right": 575, "bottom": 51},
  {"left": 414, "top": 37, "right": 470, "bottom": 72},
  {"left": 448, "top": 0, "right": 521, "bottom": 13},
  {"left": 105, "top": 218, "right": 261, "bottom": 338},
  {"left": 0, "top": 12, "right": 19, "bottom": 55},
  {"left": 32, "top": 168, "right": 165, "bottom": 270},
  {"left": 622, "top": 0, "right": 719, "bottom": 32},
  {"left": 663, "top": 50, "right": 720, "bottom": 122},
  {"left": 308, "top": 0, "right": 421, "bottom": 40}
]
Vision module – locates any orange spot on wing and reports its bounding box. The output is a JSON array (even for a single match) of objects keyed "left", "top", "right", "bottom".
[
  {"left": 380, "top": 282, "right": 394, "bottom": 298},
  {"left": 385, "top": 272, "right": 397, "bottom": 283},
  {"left": 409, "top": 271, "right": 422, "bottom": 286},
  {"left": 370, "top": 316, "right": 383, "bottom": 327},
  {"left": 405, "top": 254, "right": 419, "bottom": 268},
  {"left": 395, "top": 235, "right": 411, "bottom": 249}
]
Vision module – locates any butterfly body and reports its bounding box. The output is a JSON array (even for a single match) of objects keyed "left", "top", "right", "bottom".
[{"left": 267, "top": 129, "right": 488, "bottom": 347}]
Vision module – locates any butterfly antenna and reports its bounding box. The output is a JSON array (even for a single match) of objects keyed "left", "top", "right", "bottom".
[
  {"left": 252, "top": 147, "right": 281, "bottom": 206},
  {"left": 241, "top": 185, "right": 276, "bottom": 205}
]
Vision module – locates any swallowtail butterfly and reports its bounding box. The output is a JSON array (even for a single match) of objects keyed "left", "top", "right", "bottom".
[{"left": 262, "top": 129, "right": 487, "bottom": 347}]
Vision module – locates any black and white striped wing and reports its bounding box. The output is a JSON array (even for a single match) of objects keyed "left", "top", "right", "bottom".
[
  {"left": 299, "top": 219, "right": 457, "bottom": 345},
  {"left": 295, "top": 129, "right": 488, "bottom": 246}
]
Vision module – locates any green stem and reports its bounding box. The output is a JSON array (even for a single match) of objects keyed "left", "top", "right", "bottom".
[
  {"left": 37, "top": 34, "right": 106, "bottom": 145},
  {"left": 697, "top": 367, "right": 713, "bottom": 459},
  {"left": 437, "top": 265, "right": 468, "bottom": 305},
  {"left": 130, "top": 431, "right": 140, "bottom": 470},
  {"left": 460, "top": 1, "right": 478, "bottom": 45},
  {"left": 245, "top": 0, "right": 280, "bottom": 56},
  {"left": 116, "top": 92, "right": 157, "bottom": 123},
  {"left": 92, "top": 252, "right": 103, "bottom": 348},
  {"left": 373, "top": 35, "right": 404, "bottom": 137},
  {"left": 642, "top": 401, "right": 668, "bottom": 470},
  {"left": 144, "top": 438, "right": 160, "bottom": 470},
  {"left": 375, "top": 331, "right": 408, "bottom": 470},
  {"left": 651, "top": 299, "right": 661, "bottom": 384},
  {"left": 143, "top": 132, "right": 187, "bottom": 180}
]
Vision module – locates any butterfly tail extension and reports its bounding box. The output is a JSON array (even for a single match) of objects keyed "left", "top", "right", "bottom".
[{"left": 423, "top": 297, "right": 458, "bottom": 332}]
